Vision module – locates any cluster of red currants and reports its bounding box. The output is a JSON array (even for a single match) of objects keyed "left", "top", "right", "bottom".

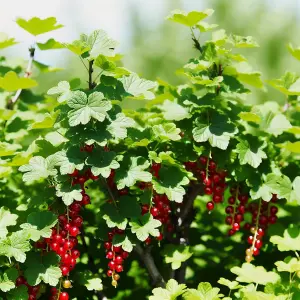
[
  {"left": 104, "top": 228, "right": 129, "bottom": 287},
  {"left": 141, "top": 193, "right": 173, "bottom": 245},
  {"left": 15, "top": 276, "right": 40, "bottom": 300},
  {"left": 244, "top": 194, "right": 278, "bottom": 262},
  {"left": 184, "top": 156, "right": 227, "bottom": 211},
  {"left": 225, "top": 186, "right": 249, "bottom": 235}
]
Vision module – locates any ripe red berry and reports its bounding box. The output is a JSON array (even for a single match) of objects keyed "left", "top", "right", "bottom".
[
  {"left": 228, "top": 196, "right": 235, "bottom": 204},
  {"left": 70, "top": 202, "right": 82, "bottom": 212},
  {"left": 204, "top": 186, "right": 213, "bottom": 195},
  {"left": 238, "top": 194, "right": 248, "bottom": 203},
  {"left": 228, "top": 229, "right": 235, "bottom": 236},
  {"left": 268, "top": 215, "right": 277, "bottom": 224},
  {"left": 234, "top": 213, "right": 244, "bottom": 223},
  {"left": 213, "top": 194, "right": 223, "bottom": 203},
  {"left": 69, "top": 226, "right": 80, "bottom": 237},
  {"left": 257, "top": 228, "right": 265, "bottom": 237},
  {"left": 58, "top": 215, "right": 68, "bottom": 224},
  {"left": 213, "top": 185, "right": 224, "bottom": 195},
  {"left": 107, "top": 270, "right": 113, "bottom": 277},
  {"left": 259, "top": 215, "right": 268, "bottom": 225},
  {"left": 145, "top": 237, "right": 152, "bottom": 245},
  {"left": 59, "top": 292, "right": 69, "bottom": 300},
  {"left": 104, "top": 242, "right": 112, "bottom": 250},
  {"left": 115, "top": 256, "right": 123, "bottom": 265},
  {"left": 81, "top": 194, "right": 91, "bottom": 206},
  {"left": 232, "top": 223, "right": 240, "bottom": 231},
  {"left": 115, "top": 264, "right": 123, "bottom": 273},
  {"left": 150, "top": 207, "right": 159, "bottom": 217},
  {"left": 61, "top": 266, "right": 70, "bottom": 276},
  {"left": 69, "top": 169, "right": 79, "bottom": 177},
  {"left": 225, "top": 216, "right": 233, "bottom": 225},
  {"left": 119, "top": 189, "right": 128, "bottom": 196},
  {"left": 208, "top": 160, "right": 217, "bottom": 171},
  {"left": 247, "top": 235, "right": 254, "bottom": 245},
  {"left": 106, "top": 251, "right": 114, "bottom": 260},
  {"left": 122, "top": 251, "right": 129, "bottom": 259},
  {"left": 238, "top": 205, "right": 246, "bottom": 214},
  {"left": 71, "top": 249, "right": 80, "bottom": 259},
  {"left": 51, "top": 287, "right": 58, "bottom": 295},
  {"left": 78, "top": 176, "right": 87, "bottom": 185},
  {"left": 113, "top": 246, "right": 122, "bottom": 253},
  {"left": 108, "top": 261, "right": 116, "bottom": 270},
  {"left": 61, "top": 253, "right": 72, "bottom": 264},
  {"left": 50, "top": 242, "right": 59, "bottom": 252},
  {"left": 199, "top": 156, "right": 207, "bottom": 165},
  {"left": 206, "top": 201, "right": 214, "bottom": 211},
  {"left": 252, "top": 247, "right": 260, "bottom": 256},
  {"left": 72, "top": 216, "right": 83, "bottom": 228},
  {"left": 270, "top": 206, "right": 278, "bottom": 215},
  {"left": 84, "top": 144, "right": 94, "bottom": 152},
  {"left": 212, "top": 174, "right": 221, "bottom": 183},
  {"left": 203, "top": 177, "right": 212, "bottom": 186},
  {"left": 225, "top": 206, "right": 234, "bottom": 214},
  {"left": 16, "top": 276, "right": 26, "bottom": 286},
  {"left": 255, "top": 239, "right": 263, "bottom": 249},
  {"left": 53, "top": 234, "right": 63, "bottom": 243}
]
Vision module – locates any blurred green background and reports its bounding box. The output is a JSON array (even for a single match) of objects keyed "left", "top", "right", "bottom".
[{"left": 1, "top": 0, "right": 300, "bottom": 105}]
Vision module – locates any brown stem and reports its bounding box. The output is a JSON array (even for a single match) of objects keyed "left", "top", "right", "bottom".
[
  {"left": 134, "top": 244, "right": 165, "bottom": 288},
  {"left": 88, "top": 59, "right": 96, "bottom": 90},
  {"left": 6, "top": 47, "right": 35, "bottom": 110}
]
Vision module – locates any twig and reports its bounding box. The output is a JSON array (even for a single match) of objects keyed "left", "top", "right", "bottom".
[
  {"left": 134, "top": 244, "right": 166, "bottom": 288},
  {"left": 6, "top": 47, "right": 35, "bottom": 110},
  {"left": 88, "top": 59, "right": 96, "bottom": 90}
]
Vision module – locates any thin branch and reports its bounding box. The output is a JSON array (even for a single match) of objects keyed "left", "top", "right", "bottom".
[
  {"left": 134, "top": 244, "right": 166, "bottom": 288},
  {"left": 178, "top": 184, "right": 202, "bottom": 226},
  {"left": 6, "top": 47, "right": 35, "bottom": 110},
  {"left": 88, "top": 59, "right": 96, "bottom": 90}
]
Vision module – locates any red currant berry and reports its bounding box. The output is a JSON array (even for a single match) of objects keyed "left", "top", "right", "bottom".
[
  {"left": 72, "top": 216, "right": 83, "bottom": 228},
  {"left": 69, "top": 226, "right": 80, "bottom": 237},
  {"left": 203, "top": 177, "right": 212, "bottom": 187},
  {"left": 225, "top": 206, "right": 234, "bottom": 214},
  {"left": 61, "top": 266, "right": 70, "bottom": 276},
  {"left": 107, "top": 270, "right": 113, "bottom": 277},
  {"left": 268, "top": 215, "right": 277, "bottom": 224},
  {"left": 204, "top": 186, "right": 213, "bottom": 195},
  {"left": 208, "top": 160, "right": 217, "bottom": 171},
  {"left": 115, "top": 256, "right": 123, "bottom": 265},
  {"left": 156, "top": 232, "right": 163, "bottom": 241},
  {"left": 104, "top": 242, "right": 112, "bottom": 250},
  {"left": 150, "top": 207, "right": 159, "bottom": 217},
  {"left": 71, "top": 249, "right": 80, "bottom": 259},
  {"left": 108, "top": 261, "right": 116, "bottom": 270},
  {"left": 259, "top": 215, "right": 268, "bottom": 225},
  {"left": 69, "top": 169, "right": 79, "bottom": 177},
  {"left": 228, "top": 196, "right": 235, "bottom": 204},
  {"left": 122, "top": 251, "right": 129, "bottom": 259},
  {"left": 213, "top": 194, "right": 223, "bottom": 203},
  {"left": 59, "top": 292, "right": 69, "bottom": 300},
  {"left": 115, "top": 264, "right": 123, "bottom": 273},
  {"left": 247, "top": 235, "right": 254, "bottom": 244},
  {"left": 113, "top": 246, "right": 122, "bottom": 253},
  {"left": 206, "top": 201, "right": 214, "bottom": 211},
  {"left": 270, "top": 206, "right": 278, "bottom": 215},
  {"left": 212, "top": 174, "right": 221, "bottom": 183},
  {"left": 16, "top": 276, "right": 26, "bottom": 286},
  {"left": 81, "top": 194, "right": 91, "bottom": 206},
  {"left": 252, "top": 247, "right": 260, "bottom": 256},
  {"left": 225, "top": 216, "right": 233, "bottom": 225},
  {"left": 199, "top": 156, "right": 207, "bottom": 165},
  {"left": 232, "top": 223, "right": 240, "bottom": 231},
  {"left": 106, "top": 251, "right": 114, "bottom": 260}
]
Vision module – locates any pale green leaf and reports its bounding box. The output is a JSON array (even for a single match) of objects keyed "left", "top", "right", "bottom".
[
  {"left": 85, "top": 278, "right": 103, "bottom": 291},
  {"left": 153, "top": 123, "right": 181, "bottom": 141},
  {"left": 47, "top": 81, "right": 72, "bottom": 103},
  {"left": 0, "top": 208, "right": 18, "bottom": 239},
  {"left": 107, "top": 113, "right": 135, "bottom": 139},
  {"left": 16, "top": 17, "right": 63, "bottom": 36},
  {"left": 167, "top": 9, "right": 214, "bottom": 27},
  {"left": 0, "top": 71, "right": 37, "bottom": 92},
  {"left": 150, "top": 279, "right": 186, "bottom": 300},
  {"left": 67, "top": 91, "right": 112, "bottom": 126},
  {"left": 37, "top": 38, "right": 64, "bottom": 50},
  {"left": 0, "top": 33, "right": 18, "bottom": 49}
]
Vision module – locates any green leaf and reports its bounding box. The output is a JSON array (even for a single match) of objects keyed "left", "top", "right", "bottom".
[
  {"left": 115, "top": 156, "right": 152, "bottom": 189},
  {"left": 51, "top": 149, "right": 85, "bottom": 175},
  {"left": 37, "top": 38, "right": 64, "bottom": 50},
  {"left": 107, "top": 113, "right": 135, "bottom": 139},
  {"left": 20, "top": 211, "right": 58, "bottom": 242},
  {"left": 183, "top": 282, "right": 221, "bottom": 300},
  {"left": 112, "top": 234, "right": 134, "bottom": 252},
  {"left": 0, "top": 142, "right": 21, "bottom": 157},
  {"left": 85, "top": 278, "right": 103, "bottom": 291},
  {"left": 102, "top": 203, "right": 127, "bottom": 230},
  {"left": 217, "top": 278, "right": 241, "bottom": 290},
  {"left": 16, "top": 17, "right": 63, "bottom": 36},
  {"left": 270, "top": 225, "right": 300, "bottom": 251},
  {"left": 167, "top": 9, "right": 214, "bottom": 27},
  {"left": 0, "top": 230, "right": 31, "bottom": 263},
  {"left": 56, "top": 183, "right": 82, "bottom": 206},
  {"left": 7, "top": 285, "right": 28, "bottom": 300},
  {"left": 287, "top": 43, "right": 300, "bottom": 61},
  {"left": 47, "top": 81, "right": 72, "bottom": 103},
  {"left": 85, "top": 150, "right": 120, "bottom": 177},
  {"left": 193, "top": 115, "right": 236, "bottom": 150},
  {"left": 67, "top": 91, "right": 112, "bottom": 126},
  {"left": 235, "top": 139, "right": 267, "bottom": 168},
  {"left": 267, "top": 72, "right": 300, "bottom": 95},
  {"left": 231, "top": 263, "right": 280, "bottom": 285},
  {"left": 0, "top": 71, "right": 37, "bottom": 91},
  {"left": 119, "top": 196, "right": 141, "bottom": 218},
  {"left": 153, "top": 123, "right": 181, "bottom": 141},
  {"left": 0, "top": 269, "right": 18, "bottom": 292},
  {"left": 159, "top": 100, "right": 191, "bottom": 121},
  {"left": 277, "top": 141, "right": 300, "bottom": 153},
  {"left": 19, "top": 155, "right": 58, "bottom": 183},
  {"left": 28, "top": 112, "right": 59, "bottom": 130},
  {"left": 195, "top": 22, "right": 218, "bottom": 32},
  {"left": 120, "top": 73, "right": 157, "bottom": 100},
  {"left": 33, "top": 61, "right": 62, "bottom": 73},
  {"left": 95, "top": 54, "right": 116, "bottom": 71},
  {"left": 153, "top": 165, "right": 189, "bottom": 203},
  {"left": 0, "top": 33, "right": 18, "bottom": 49},
  {"left": 64, "top": 40, "right": 90, "bottom": 56},
  {"left": 162, "top": 245, "right": 193, "bottom": 270},
  {"left": 239, "top": 112, "right": 261, "bottom": 123},
  {"left": 130, "top": 214, "right": 161, "bottom": 241},
  {"left": 150, "top": 279, "right": 186, "bottom": 300},
  {"left": 24, "top": 252, "right": 62, "bottom": 286},
  {"left": 0, "top": 208, "right": 18, "bottom": 239},
  {"left": 224, "top": 62, "right": 263, "bottom": 88},
  {"left": 81, "top": 29, "right": 118, "bottom": 57},
  {"left": 229, "top": 34, "right": 259, "bottom": 48},
  {"left": 275, "top": 257, "right": 300, "bottom": 273}
]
